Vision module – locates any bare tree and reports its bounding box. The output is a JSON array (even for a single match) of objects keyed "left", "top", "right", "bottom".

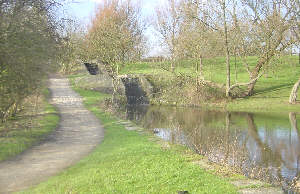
[
  {"left": 182, "top": 0, "right": 299, "bottom": 98},
  {"left": 185, "top": 0, "right": 235, "bottom": 97},
  {"left": 86, "top": 0, "right": 145, "bottom": 67},
  {"left": 84, "top": 0, "right": 145, "bottom": 103},
  {"left": 228, "top": 0, "right": 299, "bottom": 97},
  {"left": 220, "top": 0, "right": 231, "bottom": 97},
  {"left": 178, "top": 1, "right": 221, "bottom": 79},
  {"left": 155, "top": 0, "right": 183, "bottom": 71},
  {"left": 58, "top": 18, "right": 86, "bottom": 74}
]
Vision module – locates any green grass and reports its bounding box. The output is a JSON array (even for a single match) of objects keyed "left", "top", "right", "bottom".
[
  {"left": 119, "top": 55, "right": 300, "bottom": 113},
  {"left": 0, "top": 89, "right": 59, "bottom": 161},
  {"left": 21, "top": 86, "right": 238, "bottom": 194}
]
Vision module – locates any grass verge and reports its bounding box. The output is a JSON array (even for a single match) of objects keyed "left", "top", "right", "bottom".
[
  {"left": 0, "top": 88, "right": 59, "bottom": 162},
  {"left": 21, "top": 84, "right": 238, "bottom": 194}
]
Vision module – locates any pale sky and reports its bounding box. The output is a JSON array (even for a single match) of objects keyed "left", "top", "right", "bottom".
[
  {"left": 63, "top": 0, "right": 166, "bottom": 22},
  {"left": 62, "top": 0, "right": 167, "bottom": 57}
]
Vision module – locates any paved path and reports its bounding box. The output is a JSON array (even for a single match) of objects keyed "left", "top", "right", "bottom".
[{"left": 0, "top": 76, "right": 104, "bottom": 194}]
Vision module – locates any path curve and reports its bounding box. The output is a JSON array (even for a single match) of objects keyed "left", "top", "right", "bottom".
[{"left": 0, "top": 76, "right": 104, "bottom": 193}]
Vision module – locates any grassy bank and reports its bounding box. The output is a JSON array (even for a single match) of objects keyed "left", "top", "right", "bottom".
[
  {"left": 0, "top": 89, "right": 59, "bottom": 161},
  {"left": 21, "top": 85, "right": 238, "bottom": 194},
  {"left": 118, "top": 55, "right": 300, "bottom": 113}
]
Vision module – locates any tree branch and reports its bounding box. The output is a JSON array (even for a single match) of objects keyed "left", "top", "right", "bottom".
[{"left": 229, "top": 70, "right": 265, "bottom": 91}]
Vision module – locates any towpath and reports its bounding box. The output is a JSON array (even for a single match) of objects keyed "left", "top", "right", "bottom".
[{"left": 0, "top": 76, "right": 104, "bottom": 193}]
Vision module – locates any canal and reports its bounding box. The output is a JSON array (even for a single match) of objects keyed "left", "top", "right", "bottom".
[{"left": 110, "top": 104, "right": 300, "bottom": 193}]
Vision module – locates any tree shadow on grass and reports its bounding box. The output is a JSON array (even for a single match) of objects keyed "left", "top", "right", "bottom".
[{"left": 253, "top": 83, "right": 294, "bottom": 97}]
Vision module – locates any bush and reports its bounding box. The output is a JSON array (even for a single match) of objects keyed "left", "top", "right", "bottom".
[{"left": 0, "top": 0, "right": 60, "bottom": 122}]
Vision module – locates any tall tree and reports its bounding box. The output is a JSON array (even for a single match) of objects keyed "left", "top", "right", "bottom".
[
  {"left": 58, "top": 18, "right": 86, "bottom": 74},
  {"left": 155, "top": 0, "right": 183, "bottom": 71},
  {"left": 228, "top": 0, "right": 299, "bottom": 96},
  {"left": 85, "top": 0, "right": 145, "bottom": 68},
  {"left": 183, "top": 0, "right": 299, "bottom": 97},
  {"left": 85, "top": 0, "right": 145, "bottom": 103},
  {"left": 178, "top": 1, "right": 221, "bottom": 79},
  {"left": 220, "top": 0, "right": 231, "bottom": 97},
  {"left": 0, "top": 0, "right": 61, "bottom": 121},
  {"left": 185, "top": 0, "right": 236, "bottom": 96}
]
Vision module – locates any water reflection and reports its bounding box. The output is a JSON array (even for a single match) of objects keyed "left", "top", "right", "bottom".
[{"left": 115, "top": 105, "right": 300, "bottom": 192}]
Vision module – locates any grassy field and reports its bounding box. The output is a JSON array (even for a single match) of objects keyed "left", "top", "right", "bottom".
[
  {"left": 21, "top": 85, "right": 238, "bottom": 194},
  {"left": 119, "top": 55, "right": 300, "bottom": 113},
  {"left": 0, "top": 89, "right": 59, "bottom": 161}
]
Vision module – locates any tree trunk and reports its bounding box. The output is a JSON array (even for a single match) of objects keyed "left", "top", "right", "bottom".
[
  {"left": 171, "top": 62, "right": 175, "bottom": 72},
  {"left": 196, "top": 60, "right": 199, "bottom": 91},
  {"left": 245, "top": 80, "right": 257, "bottom": 96},
  {"left": 199, "top": 55, "right": 203, "bottom": 78},
  {"left": 243, "top": 32, "right": 284, "bottom": 96},
  {"left": 112, "top": 65, "right": 119, "bottom": 104},
  {"left": 170, "top": 55, "right": 175, "bottom": 72},
  {"left": 244, "top": 60, "right": 264, "bottom": 96},
  {"left": 222, "top": 1, "right": 231, "bottom": 97},
  {"left": 289, "top": 77, "right": 300, "bottom": 104},
  {"left": 234, "top": 50, "right": 237, "bottom": 83}
]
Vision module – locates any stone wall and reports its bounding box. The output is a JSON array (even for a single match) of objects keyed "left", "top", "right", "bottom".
[
  {"left": 74, "top": 63, "right": 117, "bottom": 94},
  {"left": 76, "top": 62, "right": 153, "bottom": 105},
  {"left": 120, "top": 75, "right": 153, "bottom": 105},
  {"left": 84, "top": 63, "right": 99, "bottom": 75}
]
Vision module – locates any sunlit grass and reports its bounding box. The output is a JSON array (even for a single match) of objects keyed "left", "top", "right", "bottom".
[{"left": 120, "top": 56, "right": 298, "bottom": 84}]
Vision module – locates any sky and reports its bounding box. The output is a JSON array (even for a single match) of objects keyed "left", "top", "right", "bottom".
[
  {"left": 62, "top": 0, "right": 168, "bottom": 56},
  {"left": 63, "top": 0, "right": 165, "bottom": 23}
]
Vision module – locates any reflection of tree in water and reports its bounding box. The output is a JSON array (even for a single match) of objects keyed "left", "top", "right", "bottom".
[
  {"left": 250, "top": 113, "right": 300, "bottom": 187},
  {"left": 289, "top": 113, "right": 300, "bottom": 186},
  {"left": 186, "top": 112, "right": 249, "bottom": 167},
  {"left": 245, "top": 113, "right": 283, "bottom": 182}
]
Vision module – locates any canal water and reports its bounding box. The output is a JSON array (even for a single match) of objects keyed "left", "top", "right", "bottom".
[{"left": 110, "top": 104, "right": 300, "bottom": 193}]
